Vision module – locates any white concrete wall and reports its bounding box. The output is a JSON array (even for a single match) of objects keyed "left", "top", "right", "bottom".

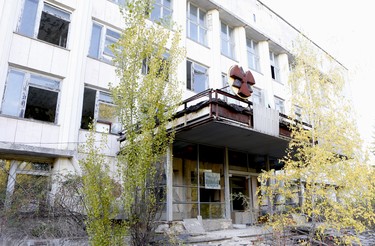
[{"left": 0, "top": 0, "right": 348, "bottom": 176}]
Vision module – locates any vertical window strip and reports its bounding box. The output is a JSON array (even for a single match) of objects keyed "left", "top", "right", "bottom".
[
  {"left": 18, "top": 0, "right": 39, "bottom": 37},
  {"left": 187, "top": 2, "right": 207, "bottom": 45},
  {"left": 247, "top": 39, "right": 259, "bottom": 71},
  {"left": 1, "top": 70, "right": 25, "bottom": 117},
  {"left": 221, "top": 23, "right": 235, "bottom": 59}
]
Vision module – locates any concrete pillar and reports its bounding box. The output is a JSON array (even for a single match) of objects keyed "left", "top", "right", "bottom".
[
  {"left": 265, "top": 155, "right": 273, "bottom": 215},
  {"left": 58, "top": 0, "right": 92, "bottom": 150},
  {"left": 0, "top": 0, "right": 21, "bottom": 106},
  {"left": 278, "top": 53, "right": 290, "bottom": 111},
  {"left": 278, "top": 53, "right": 289, "bottom": 85},
  {"left": 5, "top": 161, "right": 18, "bottom": 210},
  {"left": 236, "top": 26, "right": 247, "bottom": 68},
  {"left": 257, "top": 41, "right": 273, "bottom": 107},
  {"left": 224, "top": 147, "right": 231, "bottom": 219},
  {"left": 207, "top": 9, "right": 221, "bottom": 89},
  {"left": 166, "top": 144, "right": 173, "bottom": 221},
  {"left": 173, "top": 0, "right": 187, "bottom": 92}
]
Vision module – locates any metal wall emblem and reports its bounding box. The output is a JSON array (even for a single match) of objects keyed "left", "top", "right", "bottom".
[{"left": 228, "top": 65, "right": 256, "bottom": 99}]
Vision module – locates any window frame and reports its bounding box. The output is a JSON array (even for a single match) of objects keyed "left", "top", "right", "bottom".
[
  {"left": 17, "top": 0, "right": 71, "bottom": 48},
  {"left": 246, "top": 38, "right": 260, "bottom": 72},
  {"left": 141, "top": 52, "right": 170, "bottom": 77},
  {"left": 251, "top": 87, "right": 263, "bottom": 105},
  {"left": 294, "top": 105, "right": 302, "bottom": 121},
  {"left": 270, "top": 51, "right": 281, "bottom": 82},
  {"left": 81, "top": 87, "right": 120, "bottom": 135},
  {"left": 108, "top": 0, "right": 126, "bottom": 5},
  {"left": 88, "top": 22, "right": 121, "bottom": 62},
  {"left": 274, "top": 96, "right": 285, "bottom": 114},
  {"left": 187, "top": 2, "right": 208, "bottom": 46},
  {"left": 220, "top": 22, "right": 235, "bottom": 59},
  {"left": 186, "top": 60, "right": 209, "bottom": 93},
  {"left": 150, "top": 0, "right": 172, "bottom": 23},
  {"left": 1, "top": 68, "right": 61, "bottom": 124}
]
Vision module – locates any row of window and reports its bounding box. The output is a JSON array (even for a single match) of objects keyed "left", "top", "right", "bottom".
[
  {"left": 186, "top": 2, "right": 281, "bottom": 82},
  {"left": 16, "top": 0, "right": 170, "bottom": 53},
  {"left": 0, "top": 67, "right": 288, "bottom": 133},
  {"left": 0, "top": 68, "right": 120, "bottom": 133},
  {"left": 17, "top": 1, "right": 282, "bottom": 83},
  {"left": 186, "top": 59, "right": 284, "bottom": 112}
]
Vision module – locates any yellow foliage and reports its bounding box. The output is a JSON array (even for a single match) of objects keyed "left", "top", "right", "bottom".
[{"left": 258, "top": 38, "right": 375, "bottom": 244}]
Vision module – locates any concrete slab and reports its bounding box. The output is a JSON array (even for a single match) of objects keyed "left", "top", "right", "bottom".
[{"left": 183, "top": 218, "right": 206, "bottom": 234}]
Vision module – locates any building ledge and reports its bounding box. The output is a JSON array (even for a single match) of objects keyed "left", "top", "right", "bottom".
[{"left": 0, "top": 141, "right": 75, "bottom": 161}]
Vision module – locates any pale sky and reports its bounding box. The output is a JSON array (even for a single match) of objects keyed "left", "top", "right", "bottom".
[{"left": 261, "top": 0, "right": 375, "bottom": 151}]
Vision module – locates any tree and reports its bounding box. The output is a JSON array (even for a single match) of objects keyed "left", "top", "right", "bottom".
[
  {"left": 112, "top": 1, "right": 184, "bottom": 244},
  {"left": 80, "top": 0, "right": 184, "bottom": 245},
  {"left": 79, "top": 130, "right": 124, "bottom": 245},
  {"left": 259, "top": 39, "right": 375, "bottom": 245}
]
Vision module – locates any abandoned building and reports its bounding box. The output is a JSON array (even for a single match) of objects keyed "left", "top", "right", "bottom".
[{"left": 0, "top": 0, "right": 347, "bottom": 226}]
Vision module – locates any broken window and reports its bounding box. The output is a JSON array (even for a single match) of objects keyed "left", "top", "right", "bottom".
[
  {"left": 1, "top": 68, "right": 60, "bottom": 123},
  {"left": 141, "top": 53, "right": 170, "bottom": 81},
  {"left": 270, "top": 51, "right": 281, "bottom": 82},
  {"left": 81, "top": 87, "right": 120, "bottom": 134},
  {"left": 186, "top": 60, "right": 208, "bottom": 93},
  {"left": 18, "top": 1, "right": 70, "bottom": 48},
  {"left": 88, "top": 22, "right": 121, "bottom": 62}
]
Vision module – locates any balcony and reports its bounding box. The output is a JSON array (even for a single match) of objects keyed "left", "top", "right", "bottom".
[{"left": 173, "top": 89, "right": 292, "bottom": 158}]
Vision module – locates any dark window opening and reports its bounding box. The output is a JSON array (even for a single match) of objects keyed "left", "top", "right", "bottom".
[
  {"left": 229, "top": 150, "right": 248, "bottom": 168},
  {"left": 231, "top": 176, "right": 247, "bottom": 211},
  {"left": 37, "top": 11, "right": 69, "bottom": 47},
  {"left": 142, "top": 58, "right": 149, "bottom": 75},
  {"left": 142, "top": 55, "right": 170, "bottom": 81},
  {"left": 81, "top": 88, "right": 96, "bottom": 129},
  {"left": 199, "top": 145, "right": 224, "bottom": 164},
  {"left": 200, "top": 188, "right": 220, "bottom": 202},
  {"left": 186, "top": 60, "right": 192, "bottom": 90},
  {"left": 271, "top": 65, "right": 276, "bottom": 79},
  {"left": 24, "top": 86, "right": 58, "bottom": 123}
]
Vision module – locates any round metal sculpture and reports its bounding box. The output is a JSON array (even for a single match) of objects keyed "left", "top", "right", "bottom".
[{"left": 228, "top": 65, "right": 256, "bottom": 99}]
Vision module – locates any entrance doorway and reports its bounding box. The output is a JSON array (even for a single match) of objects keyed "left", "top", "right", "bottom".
[{"left": 230, "top": 176, "right": 249, "bottom": 211}]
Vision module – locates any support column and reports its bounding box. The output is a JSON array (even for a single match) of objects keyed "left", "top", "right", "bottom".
[
  {"left": 224, "top": 147, "right": 230, "bottom": 219},
  {"left": 5, "top": 160, "right": 17, "bottom": 210},
  {"left": 166, "top": 144, "right": 173, "bottom": 221},
  {"left": 265, "top": 155, "right": 273, "bottom": 215}
]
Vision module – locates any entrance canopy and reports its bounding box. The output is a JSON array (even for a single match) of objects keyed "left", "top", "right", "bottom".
[{"left": 173, "top": 89, "right": 290, "bottom": 159}]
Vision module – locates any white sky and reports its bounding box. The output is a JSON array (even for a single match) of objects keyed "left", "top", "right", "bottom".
[{"left": 261, "top": 0, "right": 375, "bottom": 151}]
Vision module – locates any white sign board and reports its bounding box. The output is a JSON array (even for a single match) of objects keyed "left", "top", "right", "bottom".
[{"left": 204, "top": 172, "right": 221, "bottom": 190}]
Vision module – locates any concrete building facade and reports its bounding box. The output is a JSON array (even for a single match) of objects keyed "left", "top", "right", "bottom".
[{"left": 0, "top": 0, "right": 347, "bottom": 224}]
